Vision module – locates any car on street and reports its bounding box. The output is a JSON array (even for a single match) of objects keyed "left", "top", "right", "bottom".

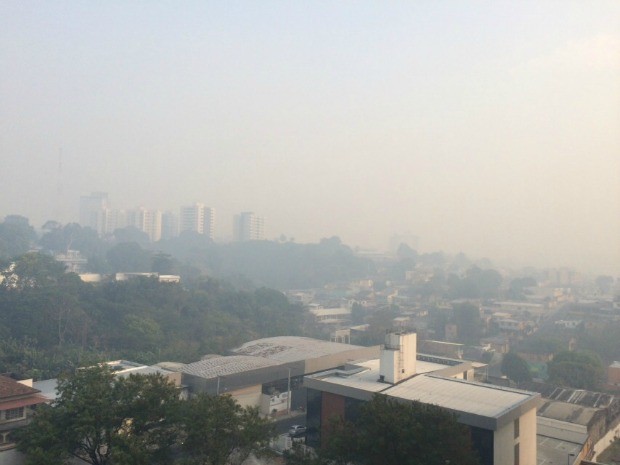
[{"left": 289, "top": 425, "right": 307, "bottom": 437}]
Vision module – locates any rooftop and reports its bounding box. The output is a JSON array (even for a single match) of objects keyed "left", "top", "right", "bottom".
[
  {"left": 523, "top": 382, "right": 617, "bottom": 409},
  {"left": 179, "top": 355, "right": 280, "bottom": 379},
  {"left": 0, "top": 375, "right": 40, "bottom": 400},
  {"left": 306, "top": 355, "right": 539, "bottom": 430},
  {"left": 537, "top": 400, "right": 599, "bottom": 426},
  {"left": 231, "top": 336, "right": 368, "bottom": 363},
  {"left": 386, "top": 375, "right": 538, "bottom": 421}
]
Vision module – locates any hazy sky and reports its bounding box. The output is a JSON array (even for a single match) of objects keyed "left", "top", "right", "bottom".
[{"left": 1, "top": 1, "right": 619, "bottom": 274}]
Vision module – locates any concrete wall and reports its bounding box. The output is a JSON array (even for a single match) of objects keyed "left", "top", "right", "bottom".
[
  {"left": 591, "top": 419, "right": 620, "bottom": 461},
  {"left": 380, "top": 349, "right": 398, "bottom": 384},
  {"left": 494, "top": 406, "right": 536, "bottom": 465},
  {"left": 519, "top": 407, "right": 537, "bottom": 465},
  {"left": 537, "top": 417, "right": 588, "bottom": 444},
  {"left": 227, "top": 384, "right": 262, "bottom": 409},
  {"left": 0, "top": 448, "right": 25, "bottom": 465},
  {"left": 494, "top": 416, "right": 515, "bottom": 465}
]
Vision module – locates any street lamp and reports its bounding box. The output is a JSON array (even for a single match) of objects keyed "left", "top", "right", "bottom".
[{"left": 287, "top": 368, "right": 291, "bottom": 414}]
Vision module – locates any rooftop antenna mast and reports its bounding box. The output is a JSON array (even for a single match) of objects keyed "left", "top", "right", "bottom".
[{"left": 55, "top": 147, "right": 64, "bottom": 222}]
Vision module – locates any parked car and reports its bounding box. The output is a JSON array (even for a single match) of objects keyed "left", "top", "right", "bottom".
[{"left": 289, "top": 425, "right": 307, "bottom": 437}]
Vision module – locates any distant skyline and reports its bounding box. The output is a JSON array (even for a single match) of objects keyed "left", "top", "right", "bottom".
[{"left": 2, "top": 1, "right": 619, "bottom": 275}]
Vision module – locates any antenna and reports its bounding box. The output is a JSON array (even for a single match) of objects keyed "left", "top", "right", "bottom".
[{"left": 54, "top": 147, "right": 64, "bottom": 223}]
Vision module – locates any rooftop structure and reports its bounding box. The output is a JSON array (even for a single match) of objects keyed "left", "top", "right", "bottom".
[
  {"left": 179, "top": 356, "right": 280, "bottom": 379},
  {"left": 173, "top": 337, "right": 380, "bottom": 416},
  {"left": 304, "top": 331, "right": 539, "bottom": 465},
  {"left": 230, "top": 336, "right": 377, "bottom": 367}
]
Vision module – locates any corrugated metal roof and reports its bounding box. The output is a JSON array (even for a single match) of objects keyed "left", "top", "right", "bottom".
[
  {"left": 179, "top": 355, "right": 281, "bottom": 378},
  {"left": 385, "top": 375, "right": 536, "bottom": 418},
  {"left": 231, "top": 336, "right": 367, "bottom": 363},
  {"left": 537, "top": 400, "right": 598, "bottom": 426}
]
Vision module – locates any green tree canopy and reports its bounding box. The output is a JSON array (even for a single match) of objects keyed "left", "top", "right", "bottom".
[
  {"left": 16, "top": 365, "right": 181, "bottom": 465},
  {"left": 501, "top": 352, "right": 532, "bottom": 384},
  {"left": 548, "top": 350, "right": 604, "bottom": 390},
  {"left": 452, "top": 303, "right": 482, "bottom": 344},
  {"left": 106, "top": 242, "right": 152, "bottom": 272},
  {"left": 180, "top": 393, "right": 273, "bottom": 465},
  {"left": 321, "top": 394, "right": 480, "bottom": 465},
  {"left": 0, "top": 215, "right": 37, "bottom": 259}
]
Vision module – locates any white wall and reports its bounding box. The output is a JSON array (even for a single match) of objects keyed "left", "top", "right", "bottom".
[
  {"left": 519, "top": 407, "right": 537, "bottom": 465},
  {"left": 494, "top": 406, "right": 537, "bottom": 465}
]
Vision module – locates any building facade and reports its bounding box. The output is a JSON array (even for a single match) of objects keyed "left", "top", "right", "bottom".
[
  {"left": 0, "top": 376, "right": 47, "bottom": 463},
  {"left": 179, "top": 203, "right": 215, "bottom": 239},
  {"left": 304, "top": 331, "right": 539, "bottom": 465},
  {"left": 233, "top": 212, "right": 265, "bottom": 241}
]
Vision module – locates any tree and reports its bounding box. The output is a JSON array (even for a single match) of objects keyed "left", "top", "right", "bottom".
[
  {"left": 113, "top": 226, "right": 150, "bottom": 246},
  {"left": 0, "top": 216, "right": 37, "bottom": 259},
  {"left": 181, "top": 393, "right": 273, "bottom": 465},
  {"left": 322, "top": 394, "right": 480, "bottom": 465},
  {"left": 453, "top": 303, "right": 481, "bottom": 344},
  {"left": 16, "top": 365, "right": 181, "bottom": 465},
  {"left": 152, "top": 252, "right": 176, "bottom": 275},
  {"left": 0, "top": 252, "right": 66, "bottom": 290},
  {"left": 501, "top": 352, "right": 532, "bottom": 384},
  {"left": 548, "top": 350, "right": 604, "bottom": 390},
  {"left": 106, "top": 242, "right": 152, "bottom": 272}
]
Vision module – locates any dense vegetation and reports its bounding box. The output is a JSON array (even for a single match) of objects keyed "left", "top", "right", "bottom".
[
  {"left": 17, "top": 365, "right": 272, "bottom": 465},
  {"left": 0, "top": 252, "right": 304, "bottom": 379},
  {"left": 547, "top": 350, "right": 604, "bottom": 390}
]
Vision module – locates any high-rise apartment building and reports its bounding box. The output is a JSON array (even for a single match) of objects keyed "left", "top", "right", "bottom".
[
  {"left": 233, "top": 212, "right": 265, "bottom": 241},
  {"left": 160, "top": 211, "right": 179, "bottom": 240},
  {"left": 127, "top": 207, "right": 162, "bottom": 242},
  {"left": 103, "top": 208, "right": 127, "bottom": 235},
  {"left": 79, "top": 192, "right": 109, "bottom": 235},
  {"left": 179, "top": 204, "right": 215, "bottom": 240}
]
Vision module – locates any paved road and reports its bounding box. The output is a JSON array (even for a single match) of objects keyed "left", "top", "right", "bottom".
[{"left": 272, "top": 411, "right": 307, "bottom": 435}]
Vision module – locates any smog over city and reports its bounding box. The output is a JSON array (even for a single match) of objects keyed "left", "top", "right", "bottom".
[
  {"left": 2, "top": 2, "right": 619, "bottom": 275},
  {"left": 4, "top": 4, "right": 620, "bottom": 465}
]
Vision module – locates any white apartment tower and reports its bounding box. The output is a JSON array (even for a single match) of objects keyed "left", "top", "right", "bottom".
[
  {"left": 128, "top": 207, "right": 162, "bottom": 242},
  {"left": 233, "top": 212, "right": 265, "bottom": 241},
  {"left": 179, "top": 204, "right": 215, "bottom": 240}
]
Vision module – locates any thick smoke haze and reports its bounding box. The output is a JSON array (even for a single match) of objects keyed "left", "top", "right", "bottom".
[{"left": 1, "top": 2, "right": 619, "bottom": 274}]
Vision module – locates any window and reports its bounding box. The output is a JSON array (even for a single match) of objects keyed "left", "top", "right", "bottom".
[
  {"left": 514, "top": 418, "right": 519, "bottom": 439},
  {"left": 4, "top": 407, "right": 24, "bottom": 420},
  {"left": 514, "top": 443, "right": 520, "bottom": 465}
]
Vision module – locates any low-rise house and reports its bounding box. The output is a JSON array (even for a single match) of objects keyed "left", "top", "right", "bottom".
[{"left": 0, "top": 376, "right": 47, "bottom": 463}]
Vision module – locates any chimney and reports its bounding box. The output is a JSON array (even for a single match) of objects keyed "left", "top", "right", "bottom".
[{"left": 379, "top": 331, "right": 417, "bottom": 384}]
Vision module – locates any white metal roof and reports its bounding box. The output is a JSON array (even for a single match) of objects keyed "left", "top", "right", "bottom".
[
  {"left": 385, "top": 375, "right": 536, "bottom": 419},
  {"left": 179, "top": 355, "right": 280, "bottom": 378},
  {"left": 231, "top": 336, "right": 367, "bottom": 363},
  {"left": 308, "top": 360, "right": 388, "bottom": 393}
]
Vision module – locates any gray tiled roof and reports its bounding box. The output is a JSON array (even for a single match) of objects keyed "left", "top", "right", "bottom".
[
  {"left": 179, "top": 355, "right": 281, "bottom": 378},
  {"left": 231, "top": 336, "right": 366, "bottom": 363}
]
